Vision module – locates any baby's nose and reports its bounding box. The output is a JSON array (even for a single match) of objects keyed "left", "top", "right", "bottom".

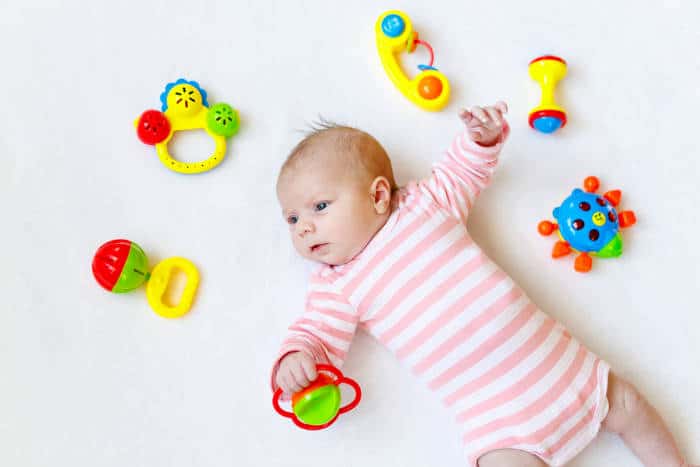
[{"left": 298, "top": 220, "right": 315, "bottom": 235}]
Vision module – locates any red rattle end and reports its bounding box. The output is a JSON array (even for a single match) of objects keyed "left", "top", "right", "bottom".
[
  {"left": 137, "top": 110, "right": 171, "bottom": 145},
  {"left": 92, "top": 239, "right": 150, "bottom": 293}
]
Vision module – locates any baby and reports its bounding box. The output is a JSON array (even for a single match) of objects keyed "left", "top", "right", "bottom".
[{"left": 271, "top": 102, "right": 695, "bottom": 467}]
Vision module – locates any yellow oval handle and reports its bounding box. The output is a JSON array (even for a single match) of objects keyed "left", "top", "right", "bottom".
[
  {"left": 155, "top": 133, "right": 226, "bottom": 174},
  {"left": 146, "top": 257, "right": 200, "bottom": 318}
]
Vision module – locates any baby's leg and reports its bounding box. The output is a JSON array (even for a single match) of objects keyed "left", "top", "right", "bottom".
[
  {"left": 603, "top": 372, "right": 696, "bottom": 467},
  {"left": 478, "top": 449, "right": 548, "bottom": 467}
]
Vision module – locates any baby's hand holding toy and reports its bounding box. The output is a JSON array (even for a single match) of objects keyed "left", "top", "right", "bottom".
[
  {"left": 276, "top": 351, "right": 318, "bottom": 395},
  {"left": 273, "top": 362, "right": 362, "bottom": 431},
  {"left": 459, "top": 101, "right": 508, "bottom": 147}
]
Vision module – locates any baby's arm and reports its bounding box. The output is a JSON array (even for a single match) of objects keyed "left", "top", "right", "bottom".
[
  {"left": 419, "top": 102, "right": 509, "bottom": 224},
  {"left": 271, "top": 273, "right": 359, "bottom": 395}
]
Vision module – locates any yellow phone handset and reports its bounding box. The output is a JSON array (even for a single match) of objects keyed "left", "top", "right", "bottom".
[{"left": 376, "top": 10, "right": 450, "bottom": 111}]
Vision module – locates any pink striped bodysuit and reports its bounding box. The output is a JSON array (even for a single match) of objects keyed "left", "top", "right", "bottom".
[{"left": 271, "top": 127, "right": 610, "bottom": 466}]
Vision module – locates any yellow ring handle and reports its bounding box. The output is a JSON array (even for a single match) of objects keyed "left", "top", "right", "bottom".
[
  {"left": 155, "top": 132, "right": 227, "bottom": 174},
  {"left": 146, "top": 257, "right": 200, "bottom": 319}
]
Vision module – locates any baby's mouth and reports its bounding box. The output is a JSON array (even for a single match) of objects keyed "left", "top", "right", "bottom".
[{"left": 310, "top": 243, "right": 330, "bottom": 254}]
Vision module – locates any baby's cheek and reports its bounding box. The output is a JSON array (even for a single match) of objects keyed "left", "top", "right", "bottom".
[{"left": 291, "top": 236, "right": 304, "bottom": 253}]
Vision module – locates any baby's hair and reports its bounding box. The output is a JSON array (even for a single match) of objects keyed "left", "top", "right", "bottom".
[
  {"left": 279, "top": 117, "right": 397, "bottom": 190},
  {"left": 289, "top": 116, "right": 351, "bottom": 157},
  {"left": 301, "top": 115, "right": 345, "bottom": 136}
]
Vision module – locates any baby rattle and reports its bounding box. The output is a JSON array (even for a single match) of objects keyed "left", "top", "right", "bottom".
[
  {"left": 538, "top": 176, "right": 637, "bottom": 272},
  {"left": 135, "top": 78, "right": 240, "bottom": 174},
  {"left": 375, "top": 10, "right": 450, "bottom": 111},
  {"left": 272, "top": 364, "right": 361, "bottom": 430},
  {"left": 528, "top": 55, "right": 567, "bottom": 134},
  {"left": 92, "top": 239, "right": 199, "bottom": 318}
]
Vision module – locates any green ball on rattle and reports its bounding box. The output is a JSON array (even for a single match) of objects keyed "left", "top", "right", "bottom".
[{"left": 272, "top": 364, "right": 361, "bottom": 430}]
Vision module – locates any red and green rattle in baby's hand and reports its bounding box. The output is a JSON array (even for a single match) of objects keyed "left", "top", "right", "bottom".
[{"left": 272, "top": 364, "right": 361, "bottom": 430}]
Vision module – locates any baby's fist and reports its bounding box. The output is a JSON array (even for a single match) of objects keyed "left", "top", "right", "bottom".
[
  {"left": 275, "top": 351, "right": 318, "bottom": 395},
  {"left": 459, "top": 101, "right": 508, "bottom": 147}
]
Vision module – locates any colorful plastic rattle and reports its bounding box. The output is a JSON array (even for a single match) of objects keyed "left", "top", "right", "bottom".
[
  {"left": 528, "top": 55, "right": 567, "bottom": 134},
  {"left": 538, "top": 177, "right": 637, "bottom": 272},
  {"left": 376, "top": 10, "right": 450, "bottom": 111},
  {"left": 135, "top": 78, "right": 240, "bottom": 174},
  {"left": 272, "top": 364, "right": 361, "bottom": 430},
  {"left": 92, "top": 239, "right": 200, "bottom": 318}
]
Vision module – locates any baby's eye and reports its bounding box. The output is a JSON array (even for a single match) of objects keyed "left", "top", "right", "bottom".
[
  {"left": 315, "top": 201, "right": 329, "bottom": 211},
  {"left": 287, "top": 215, "right": 298, "bottom": 225}
]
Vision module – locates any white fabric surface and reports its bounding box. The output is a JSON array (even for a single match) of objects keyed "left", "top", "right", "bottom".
[{"left": 1, "top": 1, "right": 698, "bottom": 466}]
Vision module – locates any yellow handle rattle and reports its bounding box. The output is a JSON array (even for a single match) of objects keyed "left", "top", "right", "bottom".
[
  {"left": 135, "top": 78, "right": 240, "bottom": 174},
  {"left": 92, "top": 239, "right": 200, "bottom": 319},
  {"left": 375, "top": 10, "right": 450, "bottom": 111}
]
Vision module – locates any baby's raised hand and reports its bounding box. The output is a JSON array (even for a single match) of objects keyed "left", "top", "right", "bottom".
[
  {"left": 275, "top": 351, "right": 318, "bottom": 394},
  {"left": 459, "top": 101, "right": 508, "bottom": 147}
]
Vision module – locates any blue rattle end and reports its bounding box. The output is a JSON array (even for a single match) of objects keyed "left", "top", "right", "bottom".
[
  {"left": 533, "top": 116, "right": 563, "bottom": 134},
  {"left": 381, "top": 14, "right": 405, "bottom": 38}
]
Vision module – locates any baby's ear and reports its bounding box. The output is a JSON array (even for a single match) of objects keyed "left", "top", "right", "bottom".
[{"left": 370, "top": 176, "right": 392, "bottom": 214}]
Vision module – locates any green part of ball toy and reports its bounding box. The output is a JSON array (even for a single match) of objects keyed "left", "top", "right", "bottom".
[
  {"left": 293, "top": 384, "right": 341, "bottom": 426},
  {"left": 207, "top": 103, "right": 240, "bottom": 138},
  {"left": 113, "top": 243, "right": 150, "bottom": 293}
]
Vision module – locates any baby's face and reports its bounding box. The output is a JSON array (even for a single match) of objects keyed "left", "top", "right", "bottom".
[{"left": 277, "top": 159, "right": 382, "bottom": 266}]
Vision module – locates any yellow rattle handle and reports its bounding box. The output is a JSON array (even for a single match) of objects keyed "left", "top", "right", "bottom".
[
  {"left": 528, "top": 56, "right": 567, "bottom": 115},
  {"left": 146, "top": 257, "right": 200, "bottom": 319},
  {"left": 375, "top": 10, "right": 450, "bottom": 111},
  {"left": 155, "top": 131, "right": 227, "bottom": 175}
]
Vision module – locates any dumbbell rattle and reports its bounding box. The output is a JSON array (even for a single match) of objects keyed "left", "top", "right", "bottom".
[{"left": 528, "top": 55, "right": 568, "bottom": 134}]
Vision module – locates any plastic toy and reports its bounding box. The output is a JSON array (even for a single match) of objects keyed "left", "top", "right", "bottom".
[
  {"left": 135, "top": 78, "right": 240, "bottom": 174},
  {"left": 272, "top": 364, "right": 361, "bottom": 430},
  {"left": 528, "top": 55, "right": 567, "bottom": 134},
  {"left": 92, "top": 239, "right": 200, "bottom": 318},
  {"left": 376, "top": 10, "right": 450, "bottom": 111},
  {"left": 538, "top": 176, "right": 637, "bottom": 272}
]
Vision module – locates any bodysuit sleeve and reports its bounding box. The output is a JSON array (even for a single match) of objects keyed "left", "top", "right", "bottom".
[
  {"left": 270, "top": 270, "right": 359, "bottom": 393},
  {"left": 417, "top": 123, "right": 510, "bottom": 224}
]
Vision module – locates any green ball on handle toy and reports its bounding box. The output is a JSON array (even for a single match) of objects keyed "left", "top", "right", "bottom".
[{"left": 92, "top": 239, "right": 199, "bottom": 319}]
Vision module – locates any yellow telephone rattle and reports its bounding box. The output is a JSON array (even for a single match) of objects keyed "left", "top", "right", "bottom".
[
  {"left": 135, "top": 78, "right": 240, "bottom": 174},
  {"left": 375, "top": 10, "right": 450, "bottom": 111}
]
